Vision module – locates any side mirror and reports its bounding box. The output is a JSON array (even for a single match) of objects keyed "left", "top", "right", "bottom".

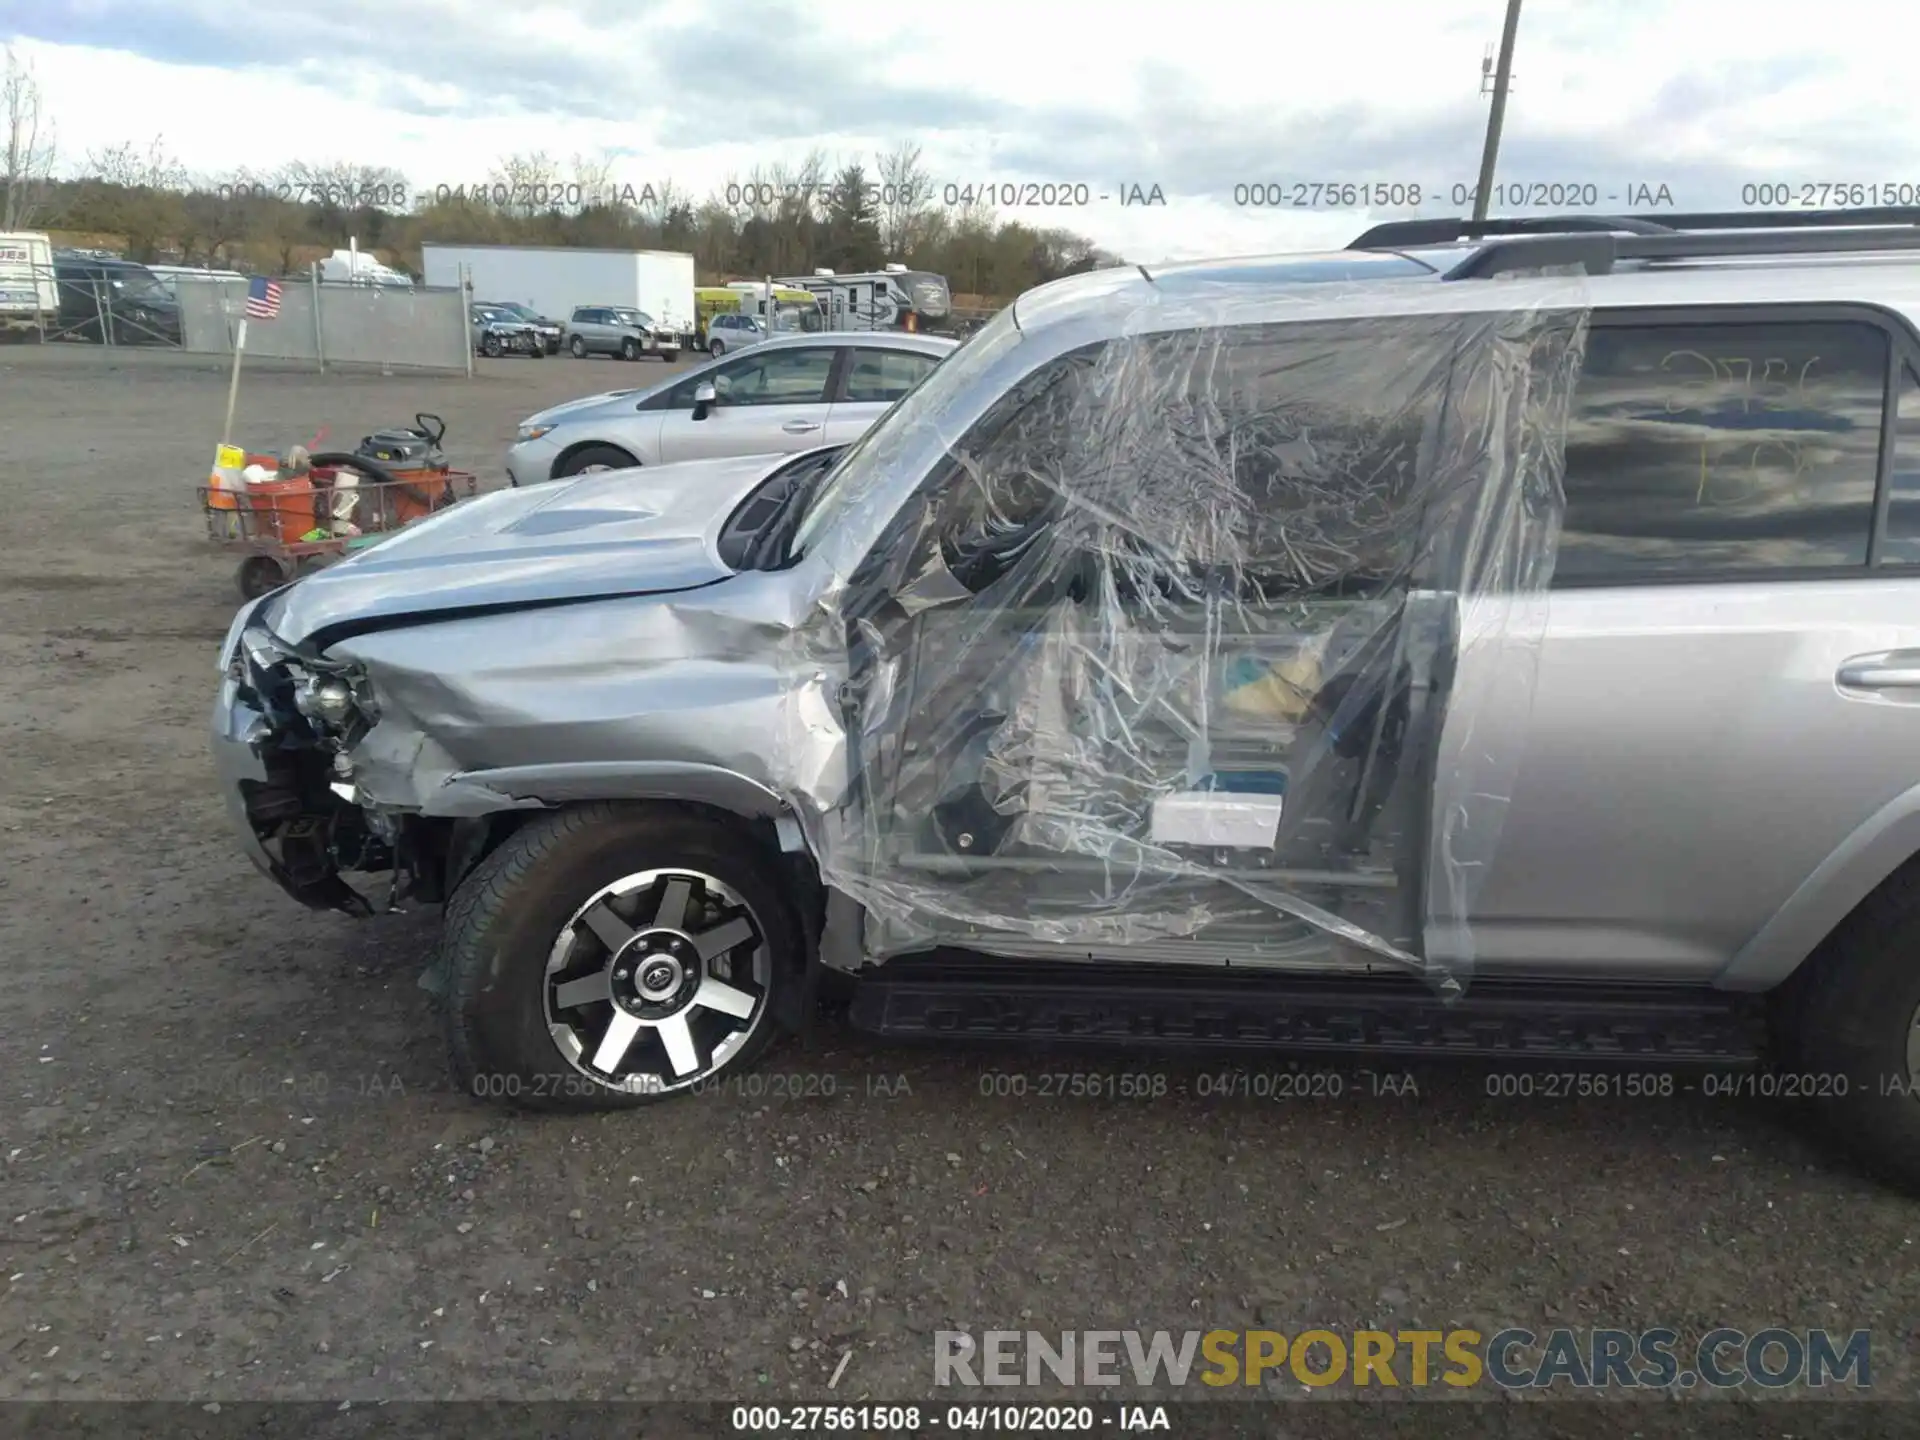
[{"left": 691, "top": 380, "right": 718, "bottom": 420}]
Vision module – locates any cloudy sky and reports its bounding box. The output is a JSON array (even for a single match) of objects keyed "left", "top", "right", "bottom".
[{"left": 4, "top": 0, "right": 1917, "bottom": 262}]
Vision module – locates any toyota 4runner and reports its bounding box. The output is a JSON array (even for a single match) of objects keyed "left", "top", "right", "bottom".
[{"left": 214, "top": 208, "right": 1920, "bottom": 1191}]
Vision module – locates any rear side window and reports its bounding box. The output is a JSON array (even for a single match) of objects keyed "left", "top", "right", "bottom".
[
  {"left": 844, "top": 348, "right": 939, "bottom": 403},
  {"left": 1882, "top": 364, "right": 1920, "bottom": 565},
  {"left": 1555, "top": 320, "right": 1889, "bottom": 582}
]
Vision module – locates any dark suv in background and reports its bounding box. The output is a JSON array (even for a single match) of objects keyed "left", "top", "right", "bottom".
[{"left": 51, "top": 252, "right": 182, "bottom": 346}]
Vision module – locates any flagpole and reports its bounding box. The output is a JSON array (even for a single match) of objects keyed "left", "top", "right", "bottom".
[{"left": 222, "top": 316, "right": 249, "bottom": 447}]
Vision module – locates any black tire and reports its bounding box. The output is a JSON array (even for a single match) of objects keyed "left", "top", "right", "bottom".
[
  {"left": 569, "top": 334, "right": 588, "bottom": 358},
  {"left": 620, "top": 337, "right": 640, "bottom": 361},
  {"left": 553, "top": 443, "right": 638, "bottom": 478},
  {"left": 1782, "top": 861, "right": 1920, "bottom": 1192},
  {"left": 236, "top": 555, "right": 289, "bottom": 600},
  {"left": 708, "top": 339, "right": 726, "bottom": 358},
  {"left": 482, "top": 333, "right": 502, "bottom": 357},
  {"left": 442, "top": 803, "right": 798, "bottom": 1112},
  {"left": 531, "top": 344, "right": 546, "bottom": 360}
]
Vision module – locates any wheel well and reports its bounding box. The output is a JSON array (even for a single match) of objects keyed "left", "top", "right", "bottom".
[
  {"left": 552, "top": 438, "right": 639, "bottom": 475},
  {"left": 440, "top": 800, "right": 823, "bottom": 947},
  {"left": 1775, "top": 848, "right": 1920, "bottom": 1010}
]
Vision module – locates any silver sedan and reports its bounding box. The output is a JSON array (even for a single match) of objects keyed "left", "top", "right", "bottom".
[{"left": 506, "top": 331, "right": 956, "bottom": 484}]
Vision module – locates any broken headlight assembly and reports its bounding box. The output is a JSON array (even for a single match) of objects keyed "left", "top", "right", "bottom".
[
  {"left": 294, "top": 674, "right": 356, "bottom": 727},
  {"left": 225, "top": 618, "right": 378, "bottom": 748},
  {"left": 291, "top": 666, "right": 379, "bottom": 747}
]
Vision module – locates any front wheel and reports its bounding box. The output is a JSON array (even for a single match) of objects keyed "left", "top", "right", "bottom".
[
  {"left": 553, "top": 443, "right": 637, "bottom": 478},
  {"left": 442, "top": 804, "right": 798, "bottom": 1110},
  {"left": 482, "top": 334, "right": 502, "bottom": 357},
  {"left": 569, "top": 335, "right": 588, "bottom": 358},
  {"left": 620, "top": 337, "right": 640, "bottom": 361},
  {"left": 707, "top": 339, "right": 726, "bottom": 358}
]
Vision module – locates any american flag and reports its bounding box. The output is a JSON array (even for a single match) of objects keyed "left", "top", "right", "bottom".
[{"left": 245, "top": 276, "right": 282, "bottom": 319}]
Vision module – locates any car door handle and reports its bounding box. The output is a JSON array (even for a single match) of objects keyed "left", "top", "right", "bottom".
[
  {"left": 1837, "top": 651, "right": 1920, "bottom": 689},
  {"left": 782, "top": 420, "right": 822, "bottom": 434}
]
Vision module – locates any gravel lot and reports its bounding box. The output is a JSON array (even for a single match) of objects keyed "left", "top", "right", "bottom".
[{"left": 0, "top": 342, "right": 1915, "bottom": 1417}]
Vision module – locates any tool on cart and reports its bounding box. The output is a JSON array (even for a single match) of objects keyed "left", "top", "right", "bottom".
[
  {"left": 197, "top": 414, "right": 478, "bottom": 600},
  {"left": 352, "top": 414, "right": 454, "bottom": 525}
]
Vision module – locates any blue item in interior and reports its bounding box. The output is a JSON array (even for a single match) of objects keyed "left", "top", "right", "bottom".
[
  {"left": 1222, "top": 655, "right": 1269, "bottom": 690},
  {"left": 1198, "top": 769, "right": 1288, "bottom": 796}
]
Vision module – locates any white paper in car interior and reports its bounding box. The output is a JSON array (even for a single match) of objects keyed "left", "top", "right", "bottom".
[{"left": 1149, "top": 792, "right": 1284, "bottom": 850}]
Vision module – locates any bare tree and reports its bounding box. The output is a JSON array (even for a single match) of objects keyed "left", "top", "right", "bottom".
[
  {"left": 87, "top": 136, "right": 188, "bottom": 191},
  {"left": 82, "top": 136, "right": 188, "bottom": 260},
  {"left": 2, "top": 44, "right": 57, "bottom": 230},
  {"left": 569, "top": 149, "right": 617, "bottom": 213},
  {"left": 751, "top": 150, "right": 827, "bottom": 275},
  {"left": 487, "top": 151, "right": 562, "bottom": 218},
  {"left": 731, "top": 164, "right": 778, "bottom": 228},
  {"left": 874, "top": 140, "right": 932, "bottom": 261},
  {"left": 279, "top": 159, "right": 409, "bottom": 210}
]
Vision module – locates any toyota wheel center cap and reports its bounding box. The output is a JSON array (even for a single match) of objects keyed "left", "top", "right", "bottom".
[{"left": 638, "top": 955, "right": 684, "bottom": 1000}]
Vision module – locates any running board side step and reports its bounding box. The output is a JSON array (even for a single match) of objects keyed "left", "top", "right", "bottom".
[{"left": 846, "top": 965, "right": 1767, "bottom": 1065}]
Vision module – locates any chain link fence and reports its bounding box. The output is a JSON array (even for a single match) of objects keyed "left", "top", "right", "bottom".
[
  {"left": 176, "top": 275, "right": 470, "bottom": 372},
  {"left": 0, "top": 261, "right": 184, "bottom": 347},
  {"left": 2, "top": 260, "right": 471, "bottom": 372}
]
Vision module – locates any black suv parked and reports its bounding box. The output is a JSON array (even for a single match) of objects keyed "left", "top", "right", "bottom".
[{"left": 51, "top": 253, "right": 182, "bottom": 346}]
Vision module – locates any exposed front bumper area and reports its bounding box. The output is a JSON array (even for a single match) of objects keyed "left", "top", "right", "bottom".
[
  {"left": 213, "top": 678, "right": 378, "bottom": 914},
  {"left": 212, "top": 619, "right": 398, "bottom": 916},
  {"left": 211, "top": 678, "right": 279, "bottom": 881}
]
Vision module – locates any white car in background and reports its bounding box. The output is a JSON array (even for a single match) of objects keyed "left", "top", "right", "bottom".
[{"left": 507, "top": 331, "right": 957, "bottom": 484}]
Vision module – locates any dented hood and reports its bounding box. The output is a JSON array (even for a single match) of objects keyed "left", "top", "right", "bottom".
[{"left": 264, "top": 452, "right": 790, "bottom": 645}]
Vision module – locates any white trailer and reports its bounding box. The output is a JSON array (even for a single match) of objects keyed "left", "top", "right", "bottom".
[
  {"left": 420, "top": 244, "right": 698, "bottom": 346},
  {"left": 0, "top": 232, "right": 57, "bottom": 332},
  {"left": 776, "top": 264, "right": 951, "bottom": 332}
]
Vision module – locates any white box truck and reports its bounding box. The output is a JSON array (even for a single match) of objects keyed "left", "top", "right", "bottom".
[
  {"left": 420, "top": 244, "right": 697, "bottom": 347},
  {"left": 0, "top": 232, "right": 57, "bottom": 333}
]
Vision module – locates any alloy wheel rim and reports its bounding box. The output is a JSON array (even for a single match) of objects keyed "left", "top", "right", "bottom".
[{"left": 543, "top": 867, "right": 770, "bottom": 1094}]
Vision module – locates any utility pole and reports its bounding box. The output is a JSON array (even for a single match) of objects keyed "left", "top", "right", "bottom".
[{"left": 1471, "top": 0, "right": 1524, "bottom": 223}]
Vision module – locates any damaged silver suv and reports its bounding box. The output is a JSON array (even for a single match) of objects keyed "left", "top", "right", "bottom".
[{"left": 215, "top": 209, "right": 1920, "bottom": 1190}]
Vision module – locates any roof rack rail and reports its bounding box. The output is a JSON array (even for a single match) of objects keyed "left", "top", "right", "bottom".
[
  {"left": 1607, "top": 206, "right": 1920, "bottom": 233},
  {"left": 1352, "top": 206, "right": 1920, "bottom": 253},
  {"left": 1348, "top": 215, "right": 1672, "bottom": 249},
  {"left": 1444, "top": 223, "right": 1920, "bottom": 280}
]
